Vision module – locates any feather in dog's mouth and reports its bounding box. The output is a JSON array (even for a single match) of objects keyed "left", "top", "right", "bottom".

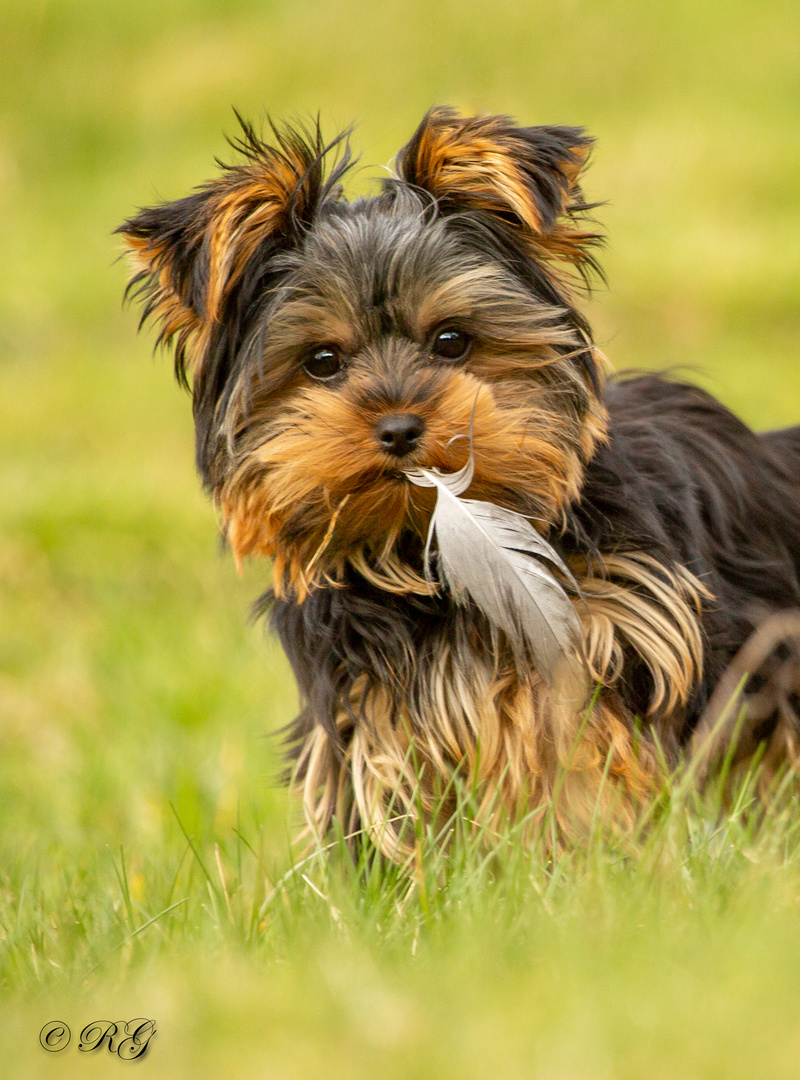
[{"left": 403, "top": 422, "right": 582, "bottom": 683}]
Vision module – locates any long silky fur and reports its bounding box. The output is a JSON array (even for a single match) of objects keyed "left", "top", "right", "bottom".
[{"left": 119, "top": 109, "right": 800, "bottom": 856}]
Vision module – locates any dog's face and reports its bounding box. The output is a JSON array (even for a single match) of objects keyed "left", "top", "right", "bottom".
[{"left": 120, "top": 108, "right": 606, "bottom": 597}]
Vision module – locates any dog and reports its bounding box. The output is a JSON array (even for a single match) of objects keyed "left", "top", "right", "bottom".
[{"left": 118, "top": 107, "right": 800, "bottom": 855}]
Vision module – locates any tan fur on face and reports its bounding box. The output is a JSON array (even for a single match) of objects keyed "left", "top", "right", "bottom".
[
  {"left": 214, "top": 252, "right": 607, "bottom": 600},
  {"left": 220, "top": 359, "right": 606, "bottom": 600}
]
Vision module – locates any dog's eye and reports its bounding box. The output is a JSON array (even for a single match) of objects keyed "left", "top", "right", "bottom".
[
  {"left": 303, "top": 346, "right": 344, "bottom": 381},
  {"left": 430, "top": 328, "right": 472, "bottom": 363}
]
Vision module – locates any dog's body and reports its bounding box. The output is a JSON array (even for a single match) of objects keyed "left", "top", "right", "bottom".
[{"left": 120, "top": 109, "right": 800, "bottom": 854}]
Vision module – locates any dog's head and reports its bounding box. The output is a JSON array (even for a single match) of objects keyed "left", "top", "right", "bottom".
[{"left": 119, "top": 108, "right": 606, "bottom": 598}]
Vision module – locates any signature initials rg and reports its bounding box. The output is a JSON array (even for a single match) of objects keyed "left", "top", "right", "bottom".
[{"left": 79, "top": 1019, "right": 157, "bottom": 1059}]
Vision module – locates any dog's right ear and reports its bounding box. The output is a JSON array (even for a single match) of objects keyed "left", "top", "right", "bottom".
[{"left": 117, "top": 118, "right": 351, "bottom": 388}]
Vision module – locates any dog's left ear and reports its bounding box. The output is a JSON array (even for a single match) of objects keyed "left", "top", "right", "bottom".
[{"left": 394, "top": 107, "right": 599, "bottom": 277}]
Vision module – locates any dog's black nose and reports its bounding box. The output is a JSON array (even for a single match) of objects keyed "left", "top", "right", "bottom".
[{"left": 374, "top": 413, "right": 425, "bottom": 457}]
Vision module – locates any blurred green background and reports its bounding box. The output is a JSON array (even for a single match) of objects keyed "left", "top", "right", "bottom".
[{"left": 1, "top": 0, "right": 800, "bottom": 1076}]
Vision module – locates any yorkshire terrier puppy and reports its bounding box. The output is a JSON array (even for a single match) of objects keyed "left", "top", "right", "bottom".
[{"left": 119, "top": 108, "right": 800, "bottom": 855}]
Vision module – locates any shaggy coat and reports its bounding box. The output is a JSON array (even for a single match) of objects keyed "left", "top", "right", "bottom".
[{"left": 119, "top": 108, "right": 800, "bottom": 855}]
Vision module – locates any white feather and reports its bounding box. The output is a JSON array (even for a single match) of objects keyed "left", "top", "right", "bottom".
[{"left": 405, "top": 457, "right": 582, "bottom": 684}]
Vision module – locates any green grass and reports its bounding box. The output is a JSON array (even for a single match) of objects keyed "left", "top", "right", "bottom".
[
  {"left": 2, "top": 0, "right": 800, "bottom": 1075},
  {"left": 6, "top": 768, "right": 800, "bottom": 1078}
]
